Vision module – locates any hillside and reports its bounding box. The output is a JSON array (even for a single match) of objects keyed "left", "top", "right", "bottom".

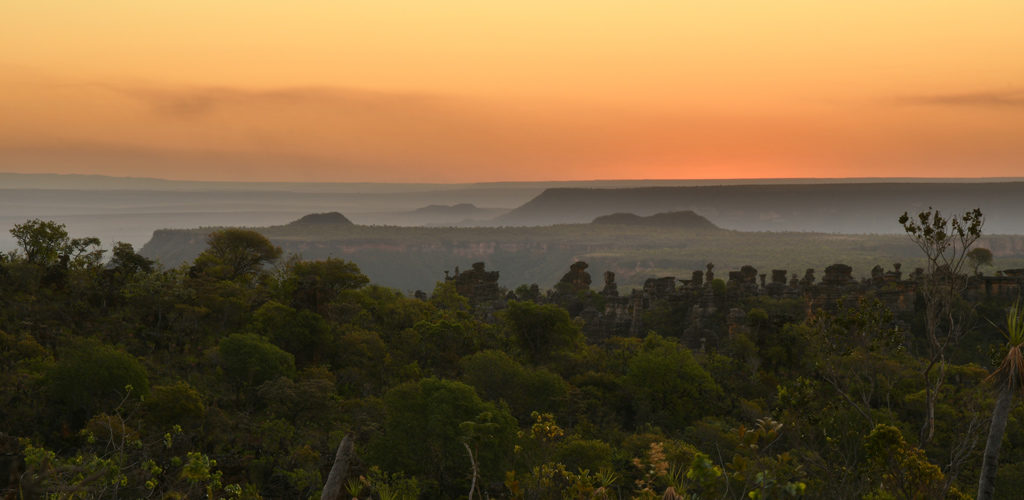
[{"left": 495, "top": 182, "right": 1024, "bottom": 233}]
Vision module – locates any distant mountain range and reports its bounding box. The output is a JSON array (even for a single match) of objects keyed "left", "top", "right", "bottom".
[
  {"left": 496, "top": 182, "right": 1024, "bottom": 234},
  {"left": 6, "top": 174, "right": 1024, "bottom": 260}
]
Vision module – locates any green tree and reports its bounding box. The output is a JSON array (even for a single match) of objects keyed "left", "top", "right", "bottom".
[
  {"left": 863, "top": 424, "right": 948, "bottom": 499},
  {"left": 502, "top": 301, "right": 582, "bottom": 362},
  {"left": 108, "top": 242, "right": 155, "bottom": 276},
  {"left": 625, "top": 334, "right": 723, "bottom": 432},
  {"left": 143, "top": 381, "right": 206, "bottom": 429},
  {"left": 978, "top": 301, "right": 1024, "bottom": 500},
  {"left": 251, "top": 300, "right": 332, "bottom": 366},
  {"left": 968, "top": 247, "right": 994, "bottom": 276},
  {"left": 368, "top": 377, "right": 516, "bottom": 497},
  {"left": 283, "top": 258, "right": 368, "bottom": 314},
  {"left": 195, "top": 228, "right": 281, "bottom": 280},
  {"left": 415, "top": 319, "right": 486, "bottom": 377},
  {"left": 218, "top": 333, "right": 295, "bottom": 394},
  {"left": 46, "top": 339, "right": 150, "bottom": 429},
  {"left": 460, "top": 350, "right": 569, "bottom": 421},
  {"left": 10, "top": 218, "right": 103, "bottom": 267}
]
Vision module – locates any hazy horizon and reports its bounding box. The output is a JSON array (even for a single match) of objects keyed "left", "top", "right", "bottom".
[{"left": 5, "top": 171, "right": 1024, "bottom": 189}]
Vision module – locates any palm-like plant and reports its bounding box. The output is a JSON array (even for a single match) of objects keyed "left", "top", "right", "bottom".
[{"left": 978, "top": 300, "right": 1024, "bottom": 500}]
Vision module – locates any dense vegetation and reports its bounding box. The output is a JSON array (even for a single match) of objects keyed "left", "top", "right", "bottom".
[{"left": 2, "top": 218, "right": 1023, "bottom": 499}]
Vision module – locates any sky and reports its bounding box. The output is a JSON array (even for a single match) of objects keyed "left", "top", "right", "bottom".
[{"left": 1, "top": 1, "right": 1023, "bottom": 183}]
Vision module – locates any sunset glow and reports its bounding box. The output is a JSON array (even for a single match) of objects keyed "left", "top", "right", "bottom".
[{"left": 2, "top": 1, "right": 1023, "bottom": 182}]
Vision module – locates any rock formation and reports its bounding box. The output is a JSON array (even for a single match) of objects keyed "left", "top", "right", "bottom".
[
  {"left": 558, "top": 261, "right": 592, "bottom": 292},
  {"left": 602, "top": 271, "right": 619, "bottom": 297},
  {"left": 448, "top": 262, "right": 501, "bottom": 305}
]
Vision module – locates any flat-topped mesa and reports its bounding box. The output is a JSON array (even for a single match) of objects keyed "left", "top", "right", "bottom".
[
  {"left": 590, "top": 210, "right": 719, "bottom": 230},
  {"left": 288, "top": 212, "right": 354, "bottom": 226},
  {"left": 448, "top": 262, "right": 501, "bottom": 304},
  {"left": 412, "top": 203, "right": 479, "bottom": 215}
]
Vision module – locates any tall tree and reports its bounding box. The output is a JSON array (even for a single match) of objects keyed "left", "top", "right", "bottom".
[
  {"left": 9, "top": 219, "right": 102, "bottom": 267},
  {"left": 967, "top": 247, "right": 994, "bottom": 276},
  {"left": 978, "top": 301, "right": 1024, "bottom": 500},
  {"left": 899, "top": 207, "right": 983, "bottom": 443},
  {"left": 194, "top": 228, "right": 281, "bottom": 280}
]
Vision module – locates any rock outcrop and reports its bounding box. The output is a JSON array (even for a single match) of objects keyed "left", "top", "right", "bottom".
[
  {"left": 448, "top": 262, "right": 501, "bottom": 305},
  {"left": 558, "top": 261, "right": 592, "bottom": 292}
]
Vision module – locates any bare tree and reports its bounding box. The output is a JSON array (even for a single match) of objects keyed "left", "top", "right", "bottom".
[{"left": 899, "top": 207, "right": 984, "bottom": 444}]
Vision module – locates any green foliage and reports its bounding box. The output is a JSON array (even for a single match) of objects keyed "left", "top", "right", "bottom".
[
  {"left": 429, "top": 280, "right": 472, "bottom": 315},
  {"left": 282, "top": 257, "right": 368, "bottom": 313},
  {"left": 334, "top": 328, "right": 390, "bottom": 395},
  {"left": 554, "top": 438, "right": 614, "bottom": 473},
  {"left": 502, "top": 300, "right": 582, "bottom": 362},
  {"left": 5, "top": 217, "right": 1024, "bottom": 498},
  {"left": 144, "top": 381, "right": 206, "bottom": 429},
  {"left": 10, "top": 218, "right": 103, "bottom": 267},
  {"left": 195, "top": 228, "right": 282, "bottom": 279},
  {"left": 625, "top": 334, "right": 723, "bottom": 432},
  {"left": 45, "top": 339, "right": 149, "bottom": 426},
  {"left": 863, "top": 424, "right": 946, "bottom": 499},
  {"left": 218, "top": 333, "right": 295, "bottom": 392},
  {"left": 251, "top": 300, "right": 333, "bottom": 366},
  {"left": 368, "top": 377, "right": 516, "bottom": 497},
  {"left": 109, "top": 242, "right": 155, "bottom": 276},
  {"left": 461, "top": 350, "right": 569, "bottom": 421}
]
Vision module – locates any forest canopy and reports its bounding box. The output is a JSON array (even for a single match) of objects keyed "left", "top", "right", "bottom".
[{"left": 0, "top": 217, "right": 1021, "bottom": 499}]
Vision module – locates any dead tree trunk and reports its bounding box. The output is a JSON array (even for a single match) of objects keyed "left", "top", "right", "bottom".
[{"left": 321, "top": 434, "right": 354, "bottom": 500}]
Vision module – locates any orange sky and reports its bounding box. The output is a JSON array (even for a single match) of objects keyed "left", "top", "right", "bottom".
[{"left": 2, "top": 1, "right": 1023, "bottom": 182}]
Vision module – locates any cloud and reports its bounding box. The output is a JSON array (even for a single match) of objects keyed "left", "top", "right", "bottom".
[
  {"left": 894, "top": 89, "right": 1024, "bottom": 108},
  {"left": 98, "top": 84, "right": 444, "bottom": 119}
]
